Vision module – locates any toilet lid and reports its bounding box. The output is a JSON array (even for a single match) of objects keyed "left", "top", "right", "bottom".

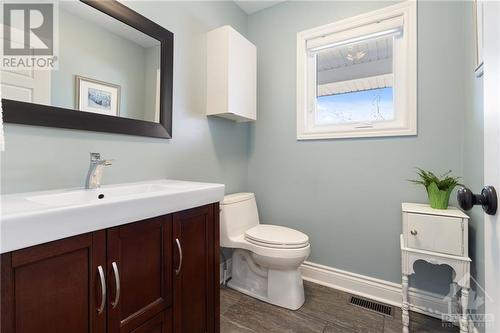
[{"left": 244, "top": 225, "right": 309, "bottom": 248}]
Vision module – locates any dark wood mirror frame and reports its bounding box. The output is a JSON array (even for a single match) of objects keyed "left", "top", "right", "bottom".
[{"left": 2, "top": 0, "right": 174, "bottom": 139}]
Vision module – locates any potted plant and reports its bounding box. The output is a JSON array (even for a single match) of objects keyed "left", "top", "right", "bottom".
[{"left": 410, "top": 168, "right": 461, "bottom": 209}]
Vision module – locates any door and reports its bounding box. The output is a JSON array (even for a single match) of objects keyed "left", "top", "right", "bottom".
[
  {"left": 173, "top": 204, "right": 218, "bottom": 333},
  {"left": 483, "top": 1, "right": 500, "bottom": 333},
  {"left": 0, "top": 25, "right": 51, "bottom": 104},
  {"left": 0, "top": 232, "right": 106, "bottom": 333},
  {"left": 484, "top": 2, "right": 500, "bottom": 332},
  {"left": 1, "top": 67, "right": 51, "bottom": 103},
  {"left": 107, "top": 216, "right": 172, "bottom": 333}
]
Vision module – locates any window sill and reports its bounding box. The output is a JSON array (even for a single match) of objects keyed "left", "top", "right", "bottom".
[{"left": 297, "top": 126, "right": 417, "bottom": 140}]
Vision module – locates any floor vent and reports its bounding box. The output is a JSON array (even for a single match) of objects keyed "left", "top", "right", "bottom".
[{"left": 349, "top": 296, "right": 393, "bottom": 317}]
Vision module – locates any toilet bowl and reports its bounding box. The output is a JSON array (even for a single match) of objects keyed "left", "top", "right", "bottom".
[{"left": 220, "top": 193, "right": 310, "bottom": 310}]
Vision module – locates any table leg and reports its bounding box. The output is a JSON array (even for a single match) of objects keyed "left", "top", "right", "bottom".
[
  {"left": 450, "top": 282, "right": 460, "bottom": 317},
  {"left": 402, "top": 274, "right": 410, "bottom": 333},
  {"left": 460, "top": 288, "right": 469, "bottom": 333}
]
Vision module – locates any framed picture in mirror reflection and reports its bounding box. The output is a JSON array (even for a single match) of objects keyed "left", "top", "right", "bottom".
[{"left": 76, "top": 75, "right": 121, "bottom": 116}]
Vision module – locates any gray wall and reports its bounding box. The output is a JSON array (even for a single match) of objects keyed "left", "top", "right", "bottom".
[
  {"left": 1, "top": 1, "right": 249, "bottom": 195},
  {"left": 246, "top": 1, "right": 472, "bottom": 295}
]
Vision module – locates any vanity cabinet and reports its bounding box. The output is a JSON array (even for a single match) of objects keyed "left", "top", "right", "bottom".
[
  {"left": 0, "top": 203, "right": 219, "bottom": 333},
  {"left": 130, "top": 312, "right": 172, "bottom": 333},
  {"left": 173, "top": 205, "right": 219, "bottom": 333},
  {"left": 107, "top": 215, "right": 173, "bottom": 333},
  {"left": 0, "top": 232, "right": 107, "bottom": 333}
]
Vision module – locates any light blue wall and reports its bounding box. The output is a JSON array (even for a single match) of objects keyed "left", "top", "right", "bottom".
[
  {"left": 462, "top": 2, "right": 485, "bottom": 328},
  {"left": 246, "top": 1, "right": 472, "bottom": 295},
  {"left": 143, "top": 45, "right": 161, "bottom": 122},
  {"left": 52, "top": 8, "right": 150, "bottom": 120},
  {"left": 1, "top": 0, "right": 481, "bottom": 304},
  {"left": 464, "top": 76, "right": 485, "bottom": 330},
  {"left": 1, "top": 1, "right": 249, "bottom": 195}
]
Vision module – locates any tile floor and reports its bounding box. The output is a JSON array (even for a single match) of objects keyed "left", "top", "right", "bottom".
[{"left": 220, "top": 281, "right": 458, "bottom": 333}]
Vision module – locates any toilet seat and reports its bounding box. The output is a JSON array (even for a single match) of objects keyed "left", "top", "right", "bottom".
[{"left": 244, "top": 224, "right": 309, "bottom": 249}]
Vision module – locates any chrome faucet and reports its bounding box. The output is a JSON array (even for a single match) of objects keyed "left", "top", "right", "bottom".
[{"left": 85, "top": 153, "right": 113, "bottom": 189}]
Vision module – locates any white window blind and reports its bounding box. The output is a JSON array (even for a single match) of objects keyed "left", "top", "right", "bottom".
[{"left": 306, "top": 16, "right": 404, "bottom": 52}]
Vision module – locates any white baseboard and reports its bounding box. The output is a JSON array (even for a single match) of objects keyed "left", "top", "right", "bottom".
[
  {"left": 222, "top": 258, "right": 449, "bottom": 317},
  {"left": 300, "top": 261, "right": 450, "bottom": 320}
]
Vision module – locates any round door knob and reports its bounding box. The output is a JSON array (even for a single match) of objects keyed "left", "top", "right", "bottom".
[
  {"left": 457, "top": 186, "right": 497, "bottom": 215},
  {"left": 410, "top": 230, "right": 418, "bottom": 236}
]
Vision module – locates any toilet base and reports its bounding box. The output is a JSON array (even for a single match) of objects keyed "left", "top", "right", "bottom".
[{"left": 227, "top": 249, "right": 306, "bottom": 310}]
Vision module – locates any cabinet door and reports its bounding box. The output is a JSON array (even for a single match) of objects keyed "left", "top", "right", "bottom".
[
  {"left": 107, "top": 215, "right": 172, "bottom": 333},
  {"left": 130, "top": 309, "right": 172, "bottom": 333},
  {"left": 173, "top": 204, "right": 219, "bottom": 333},
  {"left": 0, "top": 232, "right": 106, "bottom": 333},
  {"left": 405, "top": 213, "right": 464, "bottom": 255}
]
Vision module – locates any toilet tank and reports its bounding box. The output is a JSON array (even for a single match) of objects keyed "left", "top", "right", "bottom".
[{"left": 220, "top": 193, "right": 260, "bottom": 247}]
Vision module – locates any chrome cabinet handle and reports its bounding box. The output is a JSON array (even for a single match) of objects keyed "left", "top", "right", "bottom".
[
  {"left": 410, "top": 229, "right": 418, "bottom": 236},
  {"left": 97, "top": 265, "right": 106, "bottom": 314},
  {"left": 175, "top": 238, "right": 183, "bottom": 275},
  {"left": 111, "top": 262, "right": 121, "bottom": 309}
]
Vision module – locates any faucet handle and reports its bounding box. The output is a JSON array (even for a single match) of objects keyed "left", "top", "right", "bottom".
[
  {"left": 103, "top": 159, "right": 113, "bottom": 166},
  {"left": 90, "top": 152, "right": 101, "bottom": 161}
]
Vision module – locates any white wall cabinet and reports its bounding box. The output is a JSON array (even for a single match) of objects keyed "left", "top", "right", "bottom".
[{"left": 206, "top": 25, "right": 256, "bottom": 122}]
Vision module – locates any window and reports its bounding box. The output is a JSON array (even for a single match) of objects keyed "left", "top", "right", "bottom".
[{"left": 297, "top": 1, "right": 417, "bottom": 140}]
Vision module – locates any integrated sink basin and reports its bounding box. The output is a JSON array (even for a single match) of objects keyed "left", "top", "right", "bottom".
[
  {"left": 26, "top": 183, "right": 178, "bottom": 206},
  {"left": 1, "top": 179, "right": 225, "bottom": 253}
]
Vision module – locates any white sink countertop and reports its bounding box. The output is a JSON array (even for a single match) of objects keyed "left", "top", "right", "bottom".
[{"left": 1, "top": 179, "right": 225, "bottom": 253}]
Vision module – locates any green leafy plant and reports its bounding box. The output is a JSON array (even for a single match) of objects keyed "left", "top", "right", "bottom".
[{"left": 409, "top": 168, "right": 462, "bottom": 209}]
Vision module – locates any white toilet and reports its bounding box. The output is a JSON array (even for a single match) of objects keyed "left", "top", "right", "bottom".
[{"left": 220, "top": 193, "right": 311, "bottom": 310}]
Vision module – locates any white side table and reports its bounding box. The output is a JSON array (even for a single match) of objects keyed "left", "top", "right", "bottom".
[{"left": 400, "top": 203, "right": 471, "bottom": 333}]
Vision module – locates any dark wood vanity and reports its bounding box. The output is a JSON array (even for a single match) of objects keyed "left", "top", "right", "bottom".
[{"left": 0, "top": 203, "right": 220, "bottom": 333}]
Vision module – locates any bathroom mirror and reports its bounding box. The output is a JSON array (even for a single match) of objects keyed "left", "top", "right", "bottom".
[{"left": 1, "top": 0, "right": 173, "bottom": 138}]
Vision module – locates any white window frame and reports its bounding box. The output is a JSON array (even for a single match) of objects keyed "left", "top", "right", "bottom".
[{"left": 296, "top": 1, "right": 417, "bottom": 140}]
